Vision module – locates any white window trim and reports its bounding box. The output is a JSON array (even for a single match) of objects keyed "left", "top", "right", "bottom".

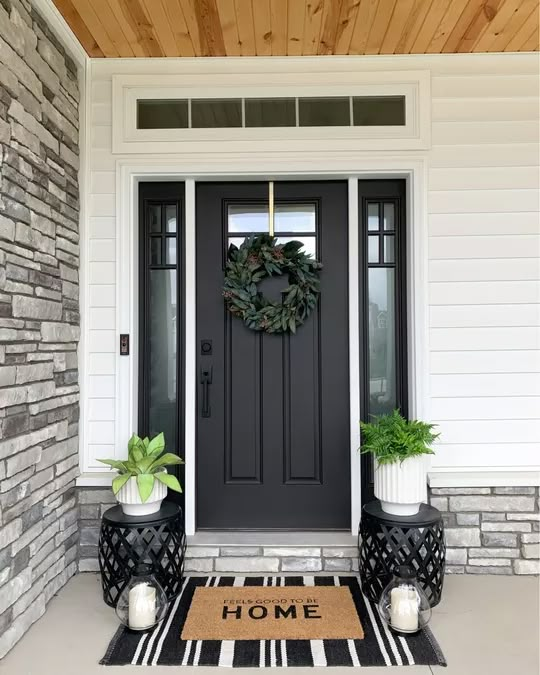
[
  {"left": 112, "top": 71, "right": 431, "bottom": 154},
  {"left": 77, "top": 153, "right": 430, "bottom": 538}
]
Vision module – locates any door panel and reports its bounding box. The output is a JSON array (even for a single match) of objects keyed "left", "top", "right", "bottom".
[{"left": 196, "top": 181, "right": 350, "bottom": 529}]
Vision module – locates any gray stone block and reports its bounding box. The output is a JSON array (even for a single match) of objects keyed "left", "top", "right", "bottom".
[
  {"left": 323, "top": 558, "right": 352, "bottom": 572},
  {"left": 185, "top": 547, "right": 219, "bottom": 558},
  {"left": 215, "top": 557, "right": 280, "bottom": 573},
  {"left": 449, "top": 496, "right": 535, "bottom": 512},
  {"left": 446, "top": 566, "right": 465, "bottom": 574},
  {"left": 522, "top": 544, "right": 539, "bottom": 559},
  {"left": 6, "top": 446, "right": 41, "bottom": 477},
  {"left": 522, "top": 533, "right": 540, "bottom": 544},
  {"left": 78, "top": 559, "right": 100, "bottom": 573},
  {"left": 219, "top": 547, "right": 262, "bottom": 557},
  {"left": 0, "top": 568, "right": 31, "bottom": 614},
  {"left": 185, "top": 559, "right": 214, "bottom": 573},
  {"left": 514, "top": 559, "right": 540, "bottom": 575},
  {"left": 432, "top": 487, "right": 490, "bottom": 495},
  {"left": 0, "top": 594, "right": 46, "bottom": 659},
  {"left": 468, "top": 548, "right": 519, "bottom": 559},
  {"left": 482, "top": 532, "right": 517, "bottom": 548},
  {"left": 263, "top": 547, "right": 320, "bottom": 557},
  {"left": 0, "top": 519, "right": 23, "bottom": 549},
  {"left": 465, "top": 566, "right": 512, "bottom": 575},
  {"left": 445, "top": 548, "right": 468, "bottom": 565},
  {"left": 322, "top": 547, "right": 358, "bottom": 558},
  {"left": 429, "top": 496, "right": 448, "bottom": 511},
  {"left": 494, "top": 487, "right": 535, "bottom": 495},
  {"left": 481, "top": 513, "right": 506, "bottom": 521},
  {"left": 481, "top": 522, "right": 531, "bottom": 533},
  {"left": 281, "top": 557, "right": 322, "bottom": 572},
  {"left": 456, "top": 513, "right": 480, "bottom": 526},
  {"left": 79, "top": 527, "right": 99, "bottom": 547},
  {"left": 445, "top": 528, "right": 481, "bottom": 547},
  {"left": 507, "top": 513, "right": 540, "bottom": 521}
]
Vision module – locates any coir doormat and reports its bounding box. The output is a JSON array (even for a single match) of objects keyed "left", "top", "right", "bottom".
[
  {"left": 181, "top": 585, "right": 364, "bottom": 641},
  {"left": 101, "top": 576, "right": 447, "bottom": 668}
]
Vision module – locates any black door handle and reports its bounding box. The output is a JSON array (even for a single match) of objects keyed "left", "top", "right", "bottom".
[{"left": 200, "top": 366, "right": 213, "bottom": 418}]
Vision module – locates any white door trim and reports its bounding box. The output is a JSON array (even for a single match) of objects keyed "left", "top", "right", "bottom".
[{"left": 104, "top": 156, "right": 428, "bottom": 536}]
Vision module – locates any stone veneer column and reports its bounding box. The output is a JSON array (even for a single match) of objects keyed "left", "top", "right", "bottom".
[{"left": 0, "top": 0, "right": 80, "bottom": 657}]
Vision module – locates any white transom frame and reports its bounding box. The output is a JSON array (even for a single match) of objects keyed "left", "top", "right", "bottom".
[
  {"left": 112, "top": 70, "right": 431, "bottom": 154},
  {"left": 105, "top": 154, "right": 428, "bottom": 537}
]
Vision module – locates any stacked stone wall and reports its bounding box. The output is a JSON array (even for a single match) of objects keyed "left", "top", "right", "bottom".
[
  {"left": 79, "top": 487, "right": 540, "bottom": 576},
  {"left": 0, "top": 0, "right": 80, "bottom": 657},
  {"left": 429, "top": 487, "right": 540, "bottom": 575}
]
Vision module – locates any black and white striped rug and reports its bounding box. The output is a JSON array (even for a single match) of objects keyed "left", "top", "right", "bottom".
[{"left": 101, "top": 576, "right": 446, "bottom": 667}]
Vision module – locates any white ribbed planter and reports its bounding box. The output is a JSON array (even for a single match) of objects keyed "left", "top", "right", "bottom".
[
  {"left": 116, "top": 476, "right": 167, "bottom": 516},
  {"left": 374, "top": 456, "right": 427, "bottom": 516}
]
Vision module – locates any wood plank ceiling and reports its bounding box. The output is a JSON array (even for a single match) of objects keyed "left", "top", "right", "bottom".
[{"left": 53, "top": 0, "right": 540, "bottom": 57}]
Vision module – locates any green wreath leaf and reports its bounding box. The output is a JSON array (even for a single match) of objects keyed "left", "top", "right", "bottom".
[{"left": 223, "top": 234, "right": 322, "bottom": 334}]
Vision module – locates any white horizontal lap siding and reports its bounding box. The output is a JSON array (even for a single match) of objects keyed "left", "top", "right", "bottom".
[
  {"left": 80, "top": 54, "right": 540, "bottom": 481},
  {"left": 84, "top": 67, "right": 116, "bottom": 471},
  {"left": 429, "top": 64, "right": 540, "bottom": 473}
]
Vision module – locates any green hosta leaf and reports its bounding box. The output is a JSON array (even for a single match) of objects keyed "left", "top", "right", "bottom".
[
  {"left": 137, "top": 455, "right": 156, "bottom": 473},
  {"left": 128, "top": 434, "right": 139, "bottom": 452},
  {"left": 98, "top": 459, "right": 128, "bottom": 472},
  {"left": 150, "top": 453, "right": 184, "bottom": 471},
  {"left": 155, "top": 472, "right": 183, "bottom": 493},
  {"left": 112, "top": 473, "right": 131, "bottom": 495},
  {"left": 136, "top": 474, "right": 155, "bottom": 503},
  {"left": 147, "top": 432, "right": 166, "bottom": 457},
  {"left": 125, "top": 460, "right": 141, "bottom": 474},
  {"left": 130, "top": 446, "right": 144, "bottom": 463}
]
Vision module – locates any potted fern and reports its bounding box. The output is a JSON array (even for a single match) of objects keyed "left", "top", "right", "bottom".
[
  {"left": 360, "top": 410, "right": 439, "bottom": 516},
  {"left": 98, "top": 432, "right": 184, "bottom": 516}
]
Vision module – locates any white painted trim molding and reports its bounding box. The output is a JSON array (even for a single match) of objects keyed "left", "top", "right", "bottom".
[
  {"left": 112, "top": 69, "right": 431, "bottom": 155},
  {"left": 79, "top": 155, "right": 429, "bottom": 539},
  {"left": 429, "top": 471, "right": 540, "bottom": 488}
]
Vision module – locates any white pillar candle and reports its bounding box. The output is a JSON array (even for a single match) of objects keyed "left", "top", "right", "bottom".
[
  {"left": 390, "top": 586, "right": 419, "bottom": 632},
  {"left": 128, "top": 583, "right": 156, "bottom": 630}
]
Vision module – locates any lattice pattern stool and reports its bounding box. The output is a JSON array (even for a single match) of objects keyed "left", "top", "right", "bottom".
[
  {"left": 359, "top": 500, "right": 445, "bottom": 607},
  {"left": 98, "top": 501, "right": 186, "bottom": 608}
]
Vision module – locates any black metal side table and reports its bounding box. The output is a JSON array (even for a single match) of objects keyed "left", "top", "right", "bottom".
[
  {"left": 359, "top": 500, "right": 445, "bottom": 607},
  {"left": 98, "top": 501, "right": 186, "bottom": 608}
]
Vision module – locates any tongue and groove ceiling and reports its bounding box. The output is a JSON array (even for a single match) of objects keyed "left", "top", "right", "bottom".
[{"left": 52, "top": 0, "right": 539, "bottom": 57}]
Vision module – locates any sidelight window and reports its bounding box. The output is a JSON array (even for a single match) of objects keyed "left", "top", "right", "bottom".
[
  {"left": 359, "top": 182, "right": 407, "bottom": 504},
  {"left": 360, "top": 184, "right": 407, "bottom": 424},
  {"left": 139, "top": 185, "right": 184, "bottom": 459}
]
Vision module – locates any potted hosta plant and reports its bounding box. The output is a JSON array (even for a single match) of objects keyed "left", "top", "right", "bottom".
[
  {"left": 98, "top": 432, "right": 184, "bottom": 516},
  {"left": 360, "top": 410, "right": 439, "bottom": 516}
]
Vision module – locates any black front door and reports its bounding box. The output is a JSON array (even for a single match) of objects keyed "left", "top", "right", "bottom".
[{"left": 196, "top": 181, "right": 350, "bottom": 530}]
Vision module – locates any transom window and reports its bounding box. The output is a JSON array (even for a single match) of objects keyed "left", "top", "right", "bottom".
[{"left": 137, "top": 96, "right": 405, "bottom": 130}]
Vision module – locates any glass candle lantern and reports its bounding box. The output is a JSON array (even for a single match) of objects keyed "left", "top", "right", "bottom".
[
  {"left": 378, "top": 565, "right": 432, "bottom": 634},
  {"left": 115, "top": 564, "right": 169, "bottom": 631}
]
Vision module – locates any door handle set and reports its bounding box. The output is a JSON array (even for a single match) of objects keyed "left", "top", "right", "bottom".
[{"left": 200, "top": 366, "right": 212, "bottom": 418}]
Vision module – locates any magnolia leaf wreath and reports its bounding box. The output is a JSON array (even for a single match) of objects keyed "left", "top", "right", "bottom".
[{"left": 223, "top": 234, "right": 322, "bottom": 334}]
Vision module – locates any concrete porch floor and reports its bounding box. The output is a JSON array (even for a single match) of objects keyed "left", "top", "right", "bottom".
[{"left": 0, "top": 574, "right": 538, "bottom": 675}]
